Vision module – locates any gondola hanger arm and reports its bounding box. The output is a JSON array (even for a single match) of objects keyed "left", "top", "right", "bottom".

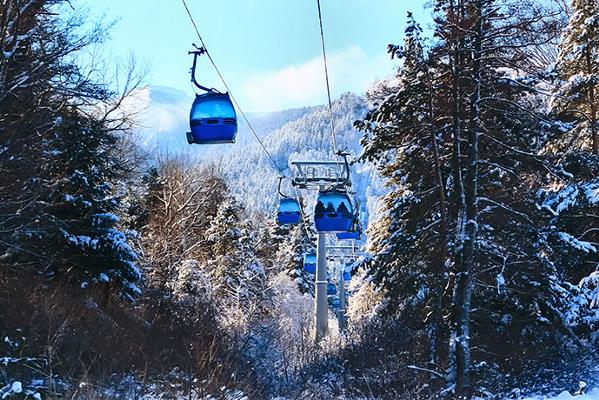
[
  {"left": 277, "top": 176, "right": 290, "bottom": 198},
  {"left": 189, "top": 44, "right": 221, "bottom": 93}
]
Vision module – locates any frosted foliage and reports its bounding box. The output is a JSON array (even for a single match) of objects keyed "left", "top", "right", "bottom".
[
  {"left": 219, "top": 300, "right": 260, "bottom": 333},
  {"left": 346, "top": 272, "right": 384, "bottom": 329},
  {"left": 168, "top": 259, "right": 213, "bottom": 302},
  {"left": 551, "top": 0, "right": 599, "bottom": 137},
  {"left": 202, "top": 197, "right": 269, "bottom": 341},
  {"left": 270, "top": 273, "right": 314, "bottom": 351},
  {"left": 523, "top": 387, "right": 599, "bottom": 399},
  {"left": 275, "top": 224, "right": 315, "bottom": 294},
  {"left": 539, "top": 181, "right": 599, "bottom": 215},
  {"left": 581, "top": 271, "right": 599, "bottom": 308},
  {"left": 558, "top": 232, "right": 597, "bottom": 253}
]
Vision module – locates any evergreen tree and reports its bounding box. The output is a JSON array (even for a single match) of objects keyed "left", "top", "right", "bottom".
[
  {"left": 33, "top": 109, "right": 141, "bottom": 299},
  {"left": 356, "top": 11, "right": 449, "bottom": 365},
  {"left": 275, "top": 221, "right": 316, "bottom": 295},
  {"left": 357, "top": 3, "right": 594, "bottom": 397},
  {"left": 206, "top": 199, "right": 267, "bottom": 303},
  {"left": 255, "top": 215, "right": 291, "bottom": 273},
  {"left": 0, "top": 0, "right": 141, "bottom": 298},
  {"left": 552, "top": 0, "right": 599, "bottom": 154}
]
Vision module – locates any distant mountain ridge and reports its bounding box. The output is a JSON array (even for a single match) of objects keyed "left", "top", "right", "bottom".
[
  {"left": 131, "top": 86, "right": 385, "bottom": 228},
  {"left": 128, "top": 85, "right": 320, "bottom": 154}
]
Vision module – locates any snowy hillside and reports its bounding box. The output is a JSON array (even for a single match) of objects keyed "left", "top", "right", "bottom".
[
  {"left": 132, "top": 86, "right": 386, "bottom": 228},
  {"left": 219, "top": 92, "right": 387, "bottom": 231}
]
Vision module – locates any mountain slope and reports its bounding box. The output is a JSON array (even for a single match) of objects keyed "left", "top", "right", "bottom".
[
  {"left": 218, "top": 92, "right": 385, "bottom": 229},
  {"left": 131, "top": 86, "right": 385, "bottom": 229},
  {"left": 128, "top": 85, "right": 319, "bottom": 154}
]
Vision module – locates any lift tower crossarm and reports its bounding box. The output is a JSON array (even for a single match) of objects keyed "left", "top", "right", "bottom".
[
  {"left": 326, "top": 246, "right": 364, "bottom": 259},
  {"left": 291, "top": 154, "right": 352, "bottom": 190}
]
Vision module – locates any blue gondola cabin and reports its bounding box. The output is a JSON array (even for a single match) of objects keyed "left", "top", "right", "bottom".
[
  {"left": 303, "top": 253, "right": 316, "bottom": 274},
  {"left": 277, "top": 198, "right": 301, "bottom": 225},
  {"left": 314, "top": 191, "right": 354, "bottom": 232},
  {"left": 188, "top": 92, "right": 238, "bottom": 144},
  {"left": 327, "top": 282, "right": 337, "bottom": 295}
]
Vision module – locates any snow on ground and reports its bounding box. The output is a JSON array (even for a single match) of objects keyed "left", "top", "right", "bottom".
[{"left": 523, "top": 387, "right": 599, "bottom": 400}]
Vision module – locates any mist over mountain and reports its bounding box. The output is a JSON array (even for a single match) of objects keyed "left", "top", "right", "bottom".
[{"left": 128, "top": 85, "right": 320, "bottom": 154}]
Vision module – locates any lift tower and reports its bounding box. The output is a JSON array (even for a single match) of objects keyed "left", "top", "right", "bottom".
[
  {"left": 327, "top": 245, "right": 364, "bottom": 333},
  {"left": 291, "top": 156, "right": 351, "bottom": 342}
]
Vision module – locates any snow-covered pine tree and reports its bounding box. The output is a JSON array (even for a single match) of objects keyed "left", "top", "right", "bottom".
[
  {"left": 537, "top": 173, "right": 599, "bottom": 340},
  {"left": 552, "top": 0, "right": 599, "bottom": 154},
  {"left": 537, "top": 0, "right": 599, "bottom": 348},
  {"left": 206, "top": 198, "right": 267, "bottom": 304},
  {"left": 275, "top": 220, "right": 316, "bottom": 295},
  {"left": 254, "top": 215, "right": 291, "bottom": 273},
  {"left": 0, "top": 0, "right": 142, "bottom": 299},
  {"left": 122, "top": 166, "right": 161, "bottom": 234},
  {"left": 432, "top": 0, "right": 577, "bottom": 394},
  {"left": 356, "top": 11, "right": 451, "bottom": 368},
  {"left": 34, "top": 109, "right": 142, "bottom": 299},
  {"left": 357, "top": 1, "right": 595, "bottom": 396},
  {"left": 0, "top": 0, "right": 66, "bottom": 260},
  {"left": 427, "top": 1, "right": 592, "bottom": 394}
]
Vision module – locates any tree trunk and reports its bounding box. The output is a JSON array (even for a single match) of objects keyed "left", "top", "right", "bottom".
[
  {"left": 447, "top": 0, "right": 467, "bottom": 392},
  {"left": 585, "top": 49, "right": 598, "bottom": 154},
  {"left": 449, "top": 0, "right": 466, "bottom": 222},
  {"left": 427, "top": 71, "right": 449, "bottom": 370},
  {"left": 454, "top": 0, "right": 483, "bottom": 398}
]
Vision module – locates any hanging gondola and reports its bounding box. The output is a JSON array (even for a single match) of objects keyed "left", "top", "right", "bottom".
[
  {"left": 187, "top": 47, "right": 238, "bottom": 144},
  {"left": 276, "top": 177, "right": 301, "bottom": 225},
  {"left": 329, "top": 297, "right": 341, "bottom": 308},
  {"left": 277, "top": 198, "right": 301, "bottom": 225},
  {"left": 314, "top": 190, "right": 354, "bottom": 232},
  {"left": 327, "top": 282, "right": 337, "bottom": 296},
  {"left": 303, "top": 253, "right": 316, "bottom": 274}
]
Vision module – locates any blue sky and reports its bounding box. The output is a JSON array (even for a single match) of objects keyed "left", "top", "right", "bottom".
[{"left": 89, "top": 1, "right": 431, "bottom": 112}]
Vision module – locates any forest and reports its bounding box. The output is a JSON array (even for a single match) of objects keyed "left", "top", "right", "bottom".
[{"left": 0, "top": 0, "right": 598, "bottom": 399}]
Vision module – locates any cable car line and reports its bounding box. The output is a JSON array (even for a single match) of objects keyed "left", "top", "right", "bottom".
[
  {"left": 180, "top": 0, "right": 288, "bottom": 178},
  {"left": 316, "top": 0, "right": 339, "bottom": 157}
]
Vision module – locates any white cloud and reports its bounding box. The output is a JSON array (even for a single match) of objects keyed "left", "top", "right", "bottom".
[
  {"left": 240, "top": 45, "right": 392, "bottom": 112},
  {"left": 119, "top": 86, "right": 194, "bottom": 152}
]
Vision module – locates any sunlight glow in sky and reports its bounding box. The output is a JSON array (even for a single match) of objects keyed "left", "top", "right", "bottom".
[{"left": 88, "top": 0, "right": 431, "bottom": 111}]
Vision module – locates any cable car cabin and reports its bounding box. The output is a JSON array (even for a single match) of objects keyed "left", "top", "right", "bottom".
[
  {"left": 314, "top": 191, "right": 354, "bottom": 232},
  {"left": 327, "top": 282, "right": 337, "bottom": 296},
  {"left": 329, "top": 298, "right": 341, "bottom": 308},
  {"left": 187, "top": 92, "right": 237, "bottom": 144},
  {"left": 336, "top": 230, "right": 361, "bottom": 240},
  {"left": 277, "top": 198, "right": 301, "bottom": 225},
  {"left": 303, "top": 253, "right": 316, "bottom": 274},
  {"left": 343, "top": 271, "right": 352, "bottom": 281}
]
